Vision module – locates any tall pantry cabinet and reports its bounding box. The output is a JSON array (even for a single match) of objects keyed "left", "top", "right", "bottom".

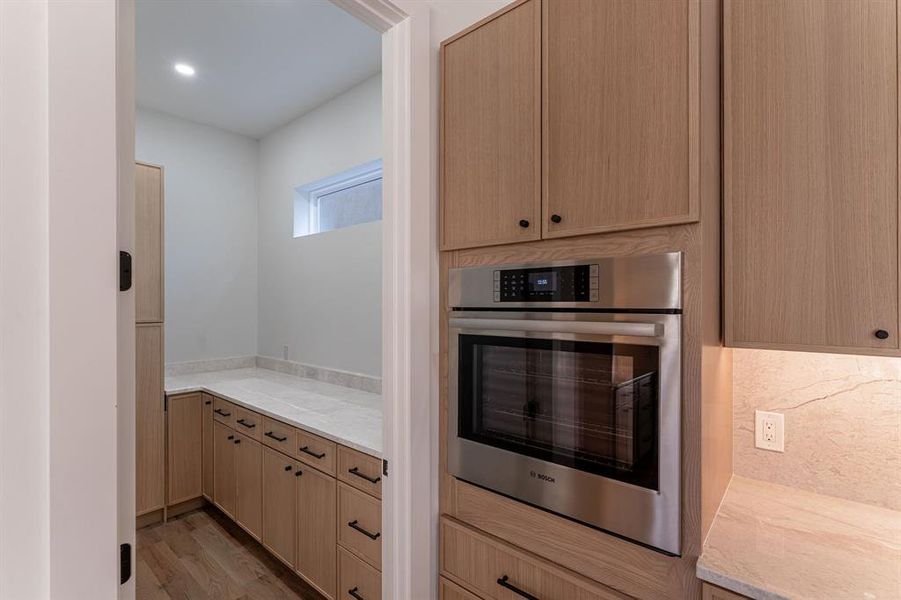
[{"left": 135, "top": 162, "right": 165, "bottom": 518}]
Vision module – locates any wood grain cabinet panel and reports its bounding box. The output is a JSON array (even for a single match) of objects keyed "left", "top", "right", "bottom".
[
  {"left": 702, "top": 582, "right": 749, "bottom": 600},
  {"left": 213, "top": 420, "right": 237, "bottom": 519},
  {"left": 296, "top": 464, "right": 337, "bottom": 598},
  {"left": 338, "top": 547, "right": 381, "bottom": 600},
  {"left": 167, "top": 392, "right": 203, "bottom": 505},
  {"left": 135, "top": 163, "right": 163, "bottom": 323},
  {"left": 337, "top": 482, "right": 382, "bottom": 570},
  {"left": 440, "top": 0, "right": 541, "bottom": 250},
  {"left": 262, "top": 445, "right": 297, "bottom": 567},
  {"left": 212, "top": 397, "right": 236, "bottom": 427},
  {"left": 440, "top": 577, "right": 482, "bottom": 600},
  {"left": 136, "top": 323, "right": 165, "bottom": 515},
  {"left": 234, "top": 405, "right": 263, "bottom": 441},
  {"left": 337, "top": 446, "right": 382, "bottom": 499},
  {"left": 262, "top": 416, "right": 295, "bottom": 455},
  {"left": 440, "top": 518, "right": 626, "bottom": 600},
  {"left": 235, "top": 434, "right": 263, "bottom": 540},
  {"left": 542, "top": 0, "right": 697, "bottom": 238},
  {"left": 295, "top": 429, "right": 337, "bottom": 476},
  {"left": 202, "top": 394, "right": 214, "bottom": 500},
  {"left": 724, "top": 0, "right": 900, "bottom": 354}
]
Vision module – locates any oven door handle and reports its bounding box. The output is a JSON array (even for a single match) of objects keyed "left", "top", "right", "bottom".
[{"left": 448, "top": 317, "right": 662, "bottom": 338}]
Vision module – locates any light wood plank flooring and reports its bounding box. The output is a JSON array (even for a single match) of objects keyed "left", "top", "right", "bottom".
[{"left": 137, "top": 506, "right": 324, "bottom": 600}]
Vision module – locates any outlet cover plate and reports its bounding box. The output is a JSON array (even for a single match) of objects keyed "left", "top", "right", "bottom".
[{"left": 755, "top": 410, "right": 785, "bottom": 452}]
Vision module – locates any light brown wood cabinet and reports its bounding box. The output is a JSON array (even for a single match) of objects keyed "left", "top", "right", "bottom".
[
  {"left": 338, "top": 482, "right": 382, "bottom": 570},
  {"left": 339, "top": 547, "right": 381, "bottom": 600},
  {"left": 440, "top": 517, "right": 626, "bottom": 600},
  {"left": 337, "top": 445, "right": 382, "bottom": 499},
  {"left": 202, "top": 393, "right": 214, "bottom": 500},
  {"left": 135, "top": 163, "right": 164, "bottom": 323},
  {"left": 724, "top": 0, "right": 900, "bottom": 356},
  {"left": 167, "top": 392, "right": 202, "bottom": 505},
  {"left": 440, "top": 577, "right": 482, "bottom": 600},
  {"left": 296, "top": 463, "right": 337, "bottom": 598},
  {"left": 213, "top": 420, "right": 237, "bottom": 519},
  {"left": 440, "top": 0, "right": 700, "bottom": 250},
  {"left": 262, "top": 445, "right": 298, "bottom": 566},
  {"left": 235, "top": 433, "right": 263, "bottom": 540},
  {"left": 136, "top": 323, "right": 165, "bottom": 516},
  {"left": 295, "top": 428, "right": 337, "bottom": 475},
  {"left": 440, "top": 0, "right": 541, "bottom": 250}
]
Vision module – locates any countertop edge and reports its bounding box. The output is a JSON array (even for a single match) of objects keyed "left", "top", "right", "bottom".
[
  {"left": 166, "top": 383, "right": 381, "bottom": 459},
  {"left": 696, "top": 561, "right": 787, "bottom": 600}
]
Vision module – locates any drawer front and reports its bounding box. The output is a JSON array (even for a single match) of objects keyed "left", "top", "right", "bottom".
[
  {"left": 338, "top": 482, "right": 382, "bottom": 569},
  {"left": 338, "top": 546, "right": 381, "bottom": 600},
  {"left": 261, "top": 416, "right": 294, "bottom": 455},
  {"left": 440, "top": 577, "right": 482, "bottom": 600},
  {"left": 212, "top": 397, "right": 236, "bottom": 427},
  {"left": 234, "top": 406, "right": 262, "bottom": 441},
  {"left": 337, "top": 446, "right": 382, "bottom": 499},
  {"left": 295, "top": 428, "right": 337, "bottom": 475},
  {"left": 440, "top": 518, "right": 626, "bottom": 600}
]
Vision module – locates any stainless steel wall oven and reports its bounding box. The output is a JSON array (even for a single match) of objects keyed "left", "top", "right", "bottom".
[{"left": 447, "top": 253, "right": 682, "bottom": 555}]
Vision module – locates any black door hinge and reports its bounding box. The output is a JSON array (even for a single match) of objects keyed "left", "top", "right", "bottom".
[
  {"left": 120, "top": 543, "right": 132, "bottom": 585},
  {"left": 382, "top": 459, "right": 388, "bottom": 477},
  {"left": 119, "top": 251, "right": 132, "bottom": 292}
]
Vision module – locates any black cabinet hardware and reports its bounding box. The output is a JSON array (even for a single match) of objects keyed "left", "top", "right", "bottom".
[
  {"left": 237, "top": 418, "right": 256, "bottom": 429},
  {"left": 119, "top": 542, "right": 132, "bottom": 585},
  {"left": 234, "top": 438, "right": 241, "bottom": 445},
  {"left": 550, "top": 214, "right": 562, "bottom": 224},
  {"left": 205, "top": 400, "right": 211, "bottom": 405},
  {"left": 299, "top": 446, "right": 326, "bottom": 459},
  {"left": 284, "top": 465, "right": 292, "bottom": 471},
  {"left": 347, "top": 520, "right": 380, "bottom": 540},
  {"left": 227, "top": 435, "right": 234, "bottom": 441},
  {"left": 519, "top": 219, "right": 530, "bottom": 228},
  {"left": 265, "top": 431, "right": 287, "bottom": 442},
  {"left": 497, "top": 575, "right": 539, "bottom": 600},
  {"left": 214, "top": 408, "right": 231, "bottom": 417},
  {"left": 348, "top": 467, "right": 381, "bottom": 484},
  {"left": 295, "top": 469, "right": 303, "bottom": 477},
  {"left": 119, "top": 251, "right": 132, "bottom": 292},
  {"left": 348, "top": 587, "right": 365, "bottom": 600},
  {"left": 875, "top": 329, "right": 890, "bottom": 340}
]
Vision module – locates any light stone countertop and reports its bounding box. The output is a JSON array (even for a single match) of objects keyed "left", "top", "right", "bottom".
[
  {"left": 697, "top": 476, "right": 901, "bottom": 600},
  {"left": 165, "top": 367, "right": 382, "bottom": 457}
]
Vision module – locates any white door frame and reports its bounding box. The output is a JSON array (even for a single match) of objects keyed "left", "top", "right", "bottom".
[{"left": 331, "top": 1, "right": 437, "bottom": 598}]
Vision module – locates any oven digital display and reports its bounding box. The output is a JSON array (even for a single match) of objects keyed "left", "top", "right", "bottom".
[{"left": 528, "top": 272, "right": 557, "bottom": 292}]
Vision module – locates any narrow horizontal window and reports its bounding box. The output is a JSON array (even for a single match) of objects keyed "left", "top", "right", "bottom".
[{"left": 294, "top": 159, "right": 382, "bottom": 237}]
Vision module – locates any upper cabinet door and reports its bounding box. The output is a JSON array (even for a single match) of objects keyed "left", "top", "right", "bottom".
[
  {"left": 543, "top": 0, "right": 698, "bottom": 238},
  {"left": 724, "top": 0, "right": 900, "bottom": 354},
  {"left": 440, "top": 0, "right": 541, "bottom": 250},
  {"left": 135, "top": 163, "right": 164, "bottom": 323}
]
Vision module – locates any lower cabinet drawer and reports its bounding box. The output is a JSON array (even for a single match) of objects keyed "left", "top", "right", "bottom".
[
  {"left": 234, "top": 405, "right": 262, "bottom": 441},
  {"left": 212, "top": 396, "right": 236, "bottom": 427},
  {"left": 338, "top": 546, "right": 381, "bottom": 600},
  {"left": 337, "top": 445, "right": 382, "bottom": 499},
  {"left": 338, "top": 482, "right": 382, "bottom": 569},
  {"left": 261, "top": 416, "right": 294, "bottom": 454},
  {"left": 440, "top": 577, "right": 483, "bottom": 600},
  {"left": 702, "top": 583, "right": 750, "bottom": 600},
  {"left": 440, "top": 517, "right": 627, "bottom": 600}
]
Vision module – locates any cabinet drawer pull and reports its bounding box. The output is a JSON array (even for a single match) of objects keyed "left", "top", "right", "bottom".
[
  {"left": 227, "top": 435, "right": 234, "bottom": 441},
  {"left": 214, "top": 408, "right": 231, "bottom": 417},
  {"left": 299, "top": 445, "right": 326, "bottom": 459},
  {"left": 205, "top": 400, "right": 212, "bottom": 405},
  {"left": 347, "top": 520, "right": 380, "bottom": 540},
  {"left": 236, "top": 418, "right": 256, "bottom": 429},
  {"left": 497, "top": 575, "right": 539, "bottom": 600},
  {"left": 265, "top": 431, "right": 288, "bottom": 442},
  {"left": 347, "top": 587, "right": 365, "bottom": 600},
  {"left": 348, "top": 467, "right": 381, "bottom": 484}
]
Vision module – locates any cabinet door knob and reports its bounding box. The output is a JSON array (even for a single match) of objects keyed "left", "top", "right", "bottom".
[
  {"left": 284, "top": 465, "right": 292, "bottom": 471},
  {"left": 550, "top": 214, "right": 562, "bottom": 224},
  {"left": 295, "top": 469, "right": 303, "bottom": 477},
  {"left": 227, "top": 435, "right": 234, "bottom": 441},
  {"left": 234, "top": 439, "right": 241, "bottom": 445},
  {"left": 875, "top": 329, "right": 890, "bottom": 340},
  {"left": 518, "top": 219, "right": 530, "bottom": 228}
]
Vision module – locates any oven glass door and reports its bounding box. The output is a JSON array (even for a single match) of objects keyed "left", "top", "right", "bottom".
[{"left": 457, "top": 333, "right": 659, "bottom": 491}]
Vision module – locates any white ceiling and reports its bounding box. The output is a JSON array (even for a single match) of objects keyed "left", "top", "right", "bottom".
[{"left": 136, "top": 0, "right": 381, "bottom": 138}]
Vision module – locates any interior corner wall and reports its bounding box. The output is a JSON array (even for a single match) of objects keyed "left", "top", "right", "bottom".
[
  {"left": 257, "top": 74, "right": 383, "bottom": 378},
  {"left": 135, "top": 108, "right": 259, "bottom": 364}
]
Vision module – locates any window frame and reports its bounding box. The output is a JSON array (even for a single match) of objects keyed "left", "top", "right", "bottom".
[{"left": 294, "top": 159, "right": 383, "bottom": 237}]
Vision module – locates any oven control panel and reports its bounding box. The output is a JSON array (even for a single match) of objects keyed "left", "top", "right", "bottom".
[{"left": 494, "top": 264, "right": 599, "bottom": 302}]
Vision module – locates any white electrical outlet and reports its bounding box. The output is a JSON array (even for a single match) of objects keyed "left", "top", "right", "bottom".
[
  {"left": 755, "top": 410, "right": 784, "bottom": 452},
  {"left": 282, "top": 345, "right": 289, "bottom": 360}
]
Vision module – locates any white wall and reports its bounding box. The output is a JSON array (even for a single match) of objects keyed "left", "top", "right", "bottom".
[
  {"left": 135, "top": 108, "right": 259, "bottom": 364},
  {"left": 258, "top": 74, "right": 382, "bottom": 377}
]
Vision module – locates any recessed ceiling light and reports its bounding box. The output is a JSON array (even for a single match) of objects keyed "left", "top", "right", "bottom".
[{"left": 174, "top": 63, "right": 195, "bottom": 77}]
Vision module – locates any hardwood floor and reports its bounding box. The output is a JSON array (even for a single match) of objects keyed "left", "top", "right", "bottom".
[{"left": 137, "top": 505, "right": 324, "bottom": 600}]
